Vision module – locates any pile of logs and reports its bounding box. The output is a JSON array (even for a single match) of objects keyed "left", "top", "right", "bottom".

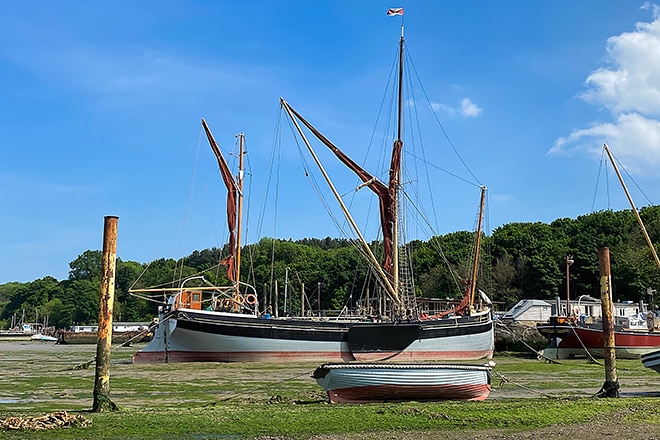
[{"left": 1, "top": 411, "right": 91, "bottom": 431}]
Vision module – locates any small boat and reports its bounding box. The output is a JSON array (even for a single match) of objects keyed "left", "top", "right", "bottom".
[
  {"left": 0, "top": 311, "right": 46, "bottom": 341},
  {"left": 312, "top": 361, "right": 495, "bottom": 403},
  {"left": 538, "top": 321, "right": 660, "bottom": 359},
  {"left": 0, "top": 325, "right": 38, "bottom": 341},
  {"left": 537, "top": 306, "right": 660, "bottom": 359},
  {"left": 641, "top": 349, "right": 660, "bottom": 374},
  {"left": 57, "top": 322, "right": 154, "bottom": 345},
  {"left": 30, "top": 333, "right": 57, "bottom": 342}
]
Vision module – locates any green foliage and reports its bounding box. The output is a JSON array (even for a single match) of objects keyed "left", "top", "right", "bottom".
[
  {"left": 3, "top": 207, "right": 660, "bottom": 327},
  {"left": 62, "top": 279, "right": 101, "bottom": 325},
  {"left": 68, "top": 250, "right": 103, "bottom": 281},
  {"left": 409, "top": 231, "right": 486, "bottom": 301},
  {"left": 491, "top": 222, "right": 568, "bottom": 300},
  {"left": 1, "top": 277, "right": 63, "bottom": 327},
  {"left": 489, "top": 254, "right": 522, "bottom": 305}
]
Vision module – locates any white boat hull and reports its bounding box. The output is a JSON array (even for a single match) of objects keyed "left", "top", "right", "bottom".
[
  {"left": 313, "top": 362, "right": 494, "bottom": 403},
  {"left": 642, "top": 349, "right": 660, "bottom": 374},
  {"left": 133, "top": 308, "right": 494, "bottom": 363}
]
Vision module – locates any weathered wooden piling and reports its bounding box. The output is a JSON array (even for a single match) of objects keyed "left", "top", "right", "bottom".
[
  {"left": 92, "top": 215, "right": 119, "bottom": 412},
  {"left": 598, "top": 247, "right": 619, "bottom": 398}
]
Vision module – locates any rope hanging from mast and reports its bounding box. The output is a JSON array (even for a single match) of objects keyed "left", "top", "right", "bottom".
[{"left": 603, "top": 143, "right": 660, "bottom": 271}]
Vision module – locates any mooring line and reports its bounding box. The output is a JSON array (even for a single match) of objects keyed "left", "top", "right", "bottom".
[
  {"left": 68, "top": 315, "right": 170, "bottom": 371},
  {"left": 215, "top": 367, "right": 321, "bottom": 403},
  {"left": 567, "top": 322, "right": 603, "bottom": 366},
  {"left": 490, "top": 368, "right": 563, "bottom": 400},
  {"left": 495, "top": 320, "right": 561, "bottom": 364}
]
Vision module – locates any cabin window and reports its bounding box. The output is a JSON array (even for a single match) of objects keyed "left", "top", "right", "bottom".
[{"left": 585, "top": 305, "right": 593, "bottom": 316}]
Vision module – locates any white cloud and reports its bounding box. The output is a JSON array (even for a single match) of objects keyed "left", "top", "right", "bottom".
[
  {"left": 430, "top": 101, "right": 453, "bottom": 114},
  {"left": 460, "top": 98, "right": 483, "bottom": 118},
  {"left": 430, "top": 97, "right": 482, "bottom": 118},
  {"left": 551, "top": 113, "right": 660, "bottom": 174},
  {"left": 581, "top": 15, "right": 660, "bottom": 115},
  {"left": 551, "top": 5, "right": 660, "bottom": 174}
]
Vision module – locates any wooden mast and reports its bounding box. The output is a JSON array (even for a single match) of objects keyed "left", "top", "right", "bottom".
[
  {"left": 604, "top": 144, "right": 660, "bottom": 271},
  {"left": 235, "top": 133, "right": 245, "bottom": 298},
  {"left": 469, "top": 186, "right": 487, "bottom": 309},
  {"left": 393, "top": 25, "right": 404, "bottom": 303},
  {"left": 280, "top": 26, "right": 409, "bottom": 311}
]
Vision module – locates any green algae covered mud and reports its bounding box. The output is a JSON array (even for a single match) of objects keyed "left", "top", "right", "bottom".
[{"left": 1, "top": 341, "right": 660, "bottom": 439}]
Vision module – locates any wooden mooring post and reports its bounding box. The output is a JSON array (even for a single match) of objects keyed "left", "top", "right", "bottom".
[
  {"left": 92, "top": 215, "right": 119, "bottom": 412},
  {"left": 598, "top": 247, "right": 619, "bottom": 398}
]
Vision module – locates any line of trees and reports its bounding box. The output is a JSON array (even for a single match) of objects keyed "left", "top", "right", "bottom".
[{"left": 2, "top": 206, "right": 660, "bottom": 330}]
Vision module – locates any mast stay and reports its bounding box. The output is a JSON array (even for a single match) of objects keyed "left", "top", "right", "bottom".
[
  {"left": 603, "top": 143, "right": 660, "bottom": 271},
  {"left": 281, "top": 22, "right": 488, "bottom": 318},
  {"left": 280, "top": 99, "right": 401, "bottom": 307}
]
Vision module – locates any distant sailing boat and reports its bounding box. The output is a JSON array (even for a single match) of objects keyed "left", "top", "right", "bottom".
[{"left": 132, "top": 23, "right": 494, "bottom": 364}]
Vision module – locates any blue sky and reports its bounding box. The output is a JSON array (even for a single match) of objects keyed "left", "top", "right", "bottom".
[{"left": 2, "top": 1, "right": 660, "bottom": 284}]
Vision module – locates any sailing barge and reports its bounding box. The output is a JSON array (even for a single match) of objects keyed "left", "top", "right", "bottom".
[{"left": 133, "top": 22, "right": 494, "bottom": 364}]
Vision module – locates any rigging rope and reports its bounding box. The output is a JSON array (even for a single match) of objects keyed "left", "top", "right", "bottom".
[
  {"left": 567, "top": 322, "right": 602, "bottom": 366},
  {"left": 400, "top": 189, "right": 464, "bottom": 293},
  {"left": 283, "top": 107, "right": 394, "bottom": 302},
  {"left": 405, "top": 46, "right": 482, "bottom": 187},
  {"left": 592, "top": 148, "right": 609, "bottom": 212},
  {"left": 494, "top": 320, "right": 560, "bottom": 364},
  {"left": 69, "top": 315, "right": 171, "bottom": 371},
  {"left": 608, "top": 147, "right": 654, "bottom": 205},
  {"left": 490, "top": 368, "right": 563, "bottom": 400},
  {"left": 593, "top": 145, "right": 654, "bottom": 212},
  {"left": 172, "top": 124, "right": 207, "bottom": 285}
]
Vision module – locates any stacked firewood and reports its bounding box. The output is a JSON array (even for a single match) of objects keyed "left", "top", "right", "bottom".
[{"left": 1, "top": 411, "right": 91, "bottom": 431}]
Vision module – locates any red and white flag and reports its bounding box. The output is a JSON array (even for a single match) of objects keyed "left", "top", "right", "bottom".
[{"left": 387, "top": 7, "right": 404, "bottom": 16}]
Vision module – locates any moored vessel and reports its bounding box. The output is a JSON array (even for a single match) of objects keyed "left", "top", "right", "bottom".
[{"left": 133, "top": 14, "right": 494, "bottom": 364}]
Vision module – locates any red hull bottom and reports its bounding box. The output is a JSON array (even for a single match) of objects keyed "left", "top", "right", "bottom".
[
  {"left": 353, "top": 350, "right": 494, "bottom": 362},
  {"left": 133, "top": 350, "right": 353, "bottom": 363},
  {"left": 326, "top": 383, "right": 491, "bottom": 403},
  {"left": 132, "top": 349, "right": 494, "bottom": 364}
]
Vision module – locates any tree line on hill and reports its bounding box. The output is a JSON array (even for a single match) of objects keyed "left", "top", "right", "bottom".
[{"left": 2, "top": 206, "right": 660, "bottom": 330}]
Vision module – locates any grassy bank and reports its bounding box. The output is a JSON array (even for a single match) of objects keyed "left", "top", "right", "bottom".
[{"left": 1, "top": 342, "right": 660, "bottom": 439}]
